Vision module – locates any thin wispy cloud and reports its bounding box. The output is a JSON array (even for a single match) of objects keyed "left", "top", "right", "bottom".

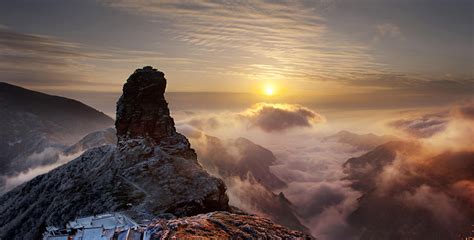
[
  {"left": 100, "top": 0, "right": 473, "bottom": 98},
  {"left": 0, "top": 0, "right": 471, "bottom": 109},
  {"left": 0, "top": 27, "right": 207, "bottom": 90},
  {"left": 102, "top": 0, "right": 384, "bottom": 83},
  {"left": 374, "top": 23, "right": 403, "bottom": 42}
]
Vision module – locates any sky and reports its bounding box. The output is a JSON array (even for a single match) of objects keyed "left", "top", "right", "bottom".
[
  {"left": 0, "top": 0, "right": 472, "bottom": 111},
  {"left": 0, "top": 2, "right": 473, "bottom": 237}
]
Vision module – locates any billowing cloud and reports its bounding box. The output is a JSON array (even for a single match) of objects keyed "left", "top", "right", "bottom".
[
  {"left": 240, "top": 103, "right": 325, "bottom": 132},
  {"left": 176, "top": 117, "right": 369, "bottom": 239},
  {"left": 178, "top": 129, "right": 309, "bottom": 232},
  {"left": 397, "top": 185, "right": 466, "bottom": 227},
  {"left": 343, "top": 111, "right": 474, "bottom": 239},
  {"left": 283, "top": 181, "right": 359, "bottom": 240},
  {"left": 266, "top": 137, "right": 364, "bottom": 239},
  {"left": 0, "top": 149, "right": 83, "bottom": 194},
  {"left": 388, "top": 101, "right": 474, "bottom": 140},
  {"left": 176, "top": 101, "right": 474, "bottom": 239},
  {"left": 179, "top": 102, "right": 325, "bottom": 134},
  {"left": 388, "top": 112, "right": 449, "bottom": 138}
]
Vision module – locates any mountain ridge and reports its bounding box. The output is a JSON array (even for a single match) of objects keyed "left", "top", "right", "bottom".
[
  {"left": 0, "top": 67, "right": 311, "bottom": 239},
  {"left": 0, "top": 82, "right": 114, "bottom": 193}
]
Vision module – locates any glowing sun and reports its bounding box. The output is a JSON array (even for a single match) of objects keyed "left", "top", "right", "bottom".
[{"left": 263, "top": 84, "right": 276, "bottom": 96}]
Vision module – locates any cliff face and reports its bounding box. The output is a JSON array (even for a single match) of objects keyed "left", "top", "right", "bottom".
[
  {"left": 0, "top": 67, "right": 229, "bottom": 239},
  {"left": 116, "top": 67, "right": 171, "bottom": 143},
  {"left": 116, "top": 66, "right": 196, "bottom": 159}
]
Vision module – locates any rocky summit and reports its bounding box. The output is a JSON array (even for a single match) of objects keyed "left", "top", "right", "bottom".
[
  {"left": 116, "top": 66, "right": 196, "bottom": 159},
  {"left": 0, "top": 66, "right": 230, "bottom": 239}
]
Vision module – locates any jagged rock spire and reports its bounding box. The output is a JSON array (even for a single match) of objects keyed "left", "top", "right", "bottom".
[
  {"left": 115, "top": 66, "right": 176, "bottom": 144},
  {"left": 115, "top": 66, "right": 196, "bottom": 158}
]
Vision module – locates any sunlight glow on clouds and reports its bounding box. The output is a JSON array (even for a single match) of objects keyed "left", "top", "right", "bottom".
[
  {"left": 0, "top": 0, "right": 471, "bottom": 109},
  {"left": 0, "top": 27, "right": 206, "bottom": 91},
  {"left": 101, "top": 0, "right": 384, "bottom": 85},
  {"left": 178, "top": 102, "right": 325, "bottom": 133},
  {"left": 240, "top": 103, "right": 325, "bottom": 132}
]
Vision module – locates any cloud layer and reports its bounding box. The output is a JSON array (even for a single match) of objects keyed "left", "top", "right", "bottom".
[
  {"left": 175, "top": 105, "right": 369, "bottom": 239},
  {"left": 180, "top": 102, "right": 325, "bottom": 134},
  {"left": 175, "top": 101, "right": 474, "bottom": 239},
  {"left": 240, "top": 103, "right": 325, "bottom": 132},
  {"left": 342, "top": 102, "right": 474, "bottom": 238},
  {"left": 388, "top": 101, "right": 474, "bottom": 141},
  {"left": 388, "top": 112, "right": 449, "bottom": 138},
  {"left": 0, "top": 148, "right": 82, "bottom": 194}
]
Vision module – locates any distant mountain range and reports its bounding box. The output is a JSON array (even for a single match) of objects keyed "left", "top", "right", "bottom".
[{"left": 0, "top": 82, "right": 113, "bottom": 192}]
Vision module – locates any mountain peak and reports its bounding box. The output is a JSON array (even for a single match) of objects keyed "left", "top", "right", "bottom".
[
  {"left": 116, "top": 66, "right": 174, "bottom": 144},
  {"left": 115, "top": 67, "right": 197, "bottom": 158},
  {"left": 0, "top": 67, "right": 231, "bottom": 239}
]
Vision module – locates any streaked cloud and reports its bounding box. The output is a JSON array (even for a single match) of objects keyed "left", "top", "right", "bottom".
[
  {"left": 0, "top": 26, "right": 206, "bottom": 91},
  {"left": 389, "top": 112, "right": 449, "bottom": 138},
  {"left": 0, "top": 0, "right": 471, "bottom": 109},
  {"left": 101, "top": 0, "right": 384, "bottom": 84},
  {"left": 374, "top": 23, "right": 402, "bottom": 41},
  {"left": 98, "top": 0, "right": 472, "bottom": 100},
  {"left": 388, "top": 101, "right": 474, "bottom": 140}
]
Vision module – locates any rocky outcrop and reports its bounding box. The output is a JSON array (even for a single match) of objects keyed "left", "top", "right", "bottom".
[
  {"left": 115, "top": 66, "right": 169, "bottom": 142},
  {"left": 0, "top": 66, "right": 229, "bottom": 239},
  {"left": 115, "top": 66, "right": 194, "bottom": 158},
  {"left": 145, "top": 211, "right": 312, "bottom": 239}
]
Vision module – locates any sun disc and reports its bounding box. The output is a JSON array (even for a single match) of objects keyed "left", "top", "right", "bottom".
[
  {"left": 264, "top": 86, "right": 274, "bottom": 96},
  {"left": 262, "top": 82, "right": 278, "bottom": 96}
]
